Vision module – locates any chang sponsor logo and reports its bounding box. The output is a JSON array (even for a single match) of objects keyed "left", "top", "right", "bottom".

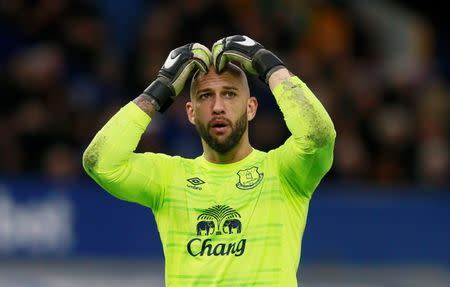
[
  {"left": 187, "top": 238, "right": 246, "bottom": 257},
  {"left": 186, "top": 205, "right": 246, "bottom": 257}
]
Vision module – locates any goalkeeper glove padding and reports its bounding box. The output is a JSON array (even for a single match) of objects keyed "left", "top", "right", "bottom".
[
  {"left": 143, "top": 43, "right": 211, "bottom": 112},
  {"left": 212, "top": 35, "right": 284, "bottom": 83}
]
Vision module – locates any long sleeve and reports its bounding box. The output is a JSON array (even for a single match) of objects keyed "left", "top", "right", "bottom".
[
  {"left": 82, "top": 102, "right": 171, "bottom": 210},
  {"left": 269, "top": 76, "right": 336, "bottom": 198}
]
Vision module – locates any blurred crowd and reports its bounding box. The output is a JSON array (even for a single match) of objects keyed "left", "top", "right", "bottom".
[{"left": 0, "top": 0, "right": 448, "bottom": 188}]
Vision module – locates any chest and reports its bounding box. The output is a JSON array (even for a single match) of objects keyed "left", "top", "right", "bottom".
[{"left": 162, "top": 164, "right": 285, "bottom": 236}]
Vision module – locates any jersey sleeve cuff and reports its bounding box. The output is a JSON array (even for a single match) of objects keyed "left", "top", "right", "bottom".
[{"left": 122, "top": 101, "right": 152, "bottom": 129}]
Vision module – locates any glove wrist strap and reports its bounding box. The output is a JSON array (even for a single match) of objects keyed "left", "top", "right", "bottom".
[
  {"left": 252, "top": 49, "right": 285, "bottom": 83},
  {"left": 143, "top": 79, "right": 174, "bottom": 113}
]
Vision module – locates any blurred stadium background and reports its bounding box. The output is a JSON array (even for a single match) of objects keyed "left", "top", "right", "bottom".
[{"left": 0, "top": 0, "right": 448, "bottom": 286}]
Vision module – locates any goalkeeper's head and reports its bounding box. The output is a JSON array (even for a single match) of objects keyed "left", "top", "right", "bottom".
[{"left": 186, "top": 63, "right": 258, "bottom": 154}]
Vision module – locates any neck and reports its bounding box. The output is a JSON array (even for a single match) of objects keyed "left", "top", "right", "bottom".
[{"left": 202, "top": 135, "right": 253, "bottom": 164}]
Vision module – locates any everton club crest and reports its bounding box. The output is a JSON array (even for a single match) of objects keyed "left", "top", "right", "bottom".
[{"left": 236, "top": 166, "right": 264, "bottom": 190}]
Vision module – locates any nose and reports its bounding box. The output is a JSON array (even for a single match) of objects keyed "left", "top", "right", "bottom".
[{"left": 212, "top": 94, "right": 225, "bottom": 114}]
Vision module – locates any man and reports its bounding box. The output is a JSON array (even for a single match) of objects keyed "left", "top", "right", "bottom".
[{"left": 83, "top": 35, "right": 336, "bottom": 286}]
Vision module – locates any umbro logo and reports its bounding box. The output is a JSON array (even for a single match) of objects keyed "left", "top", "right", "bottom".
[
  {"left": 187, "top": 177, "right": 205, "bottom": 190},
  {"left": 187, "top": 177, "right": 205, "bottom": 185}
]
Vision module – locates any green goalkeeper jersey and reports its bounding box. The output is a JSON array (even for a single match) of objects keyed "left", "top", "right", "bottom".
[{"left": 83, "top": 76, "right": 336, "bottom": 287}]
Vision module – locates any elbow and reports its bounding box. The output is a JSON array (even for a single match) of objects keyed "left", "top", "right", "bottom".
[
  {"left": 320, "top": 117, "right": 336, "bottom": 146},
  {"left": 82, "top": 146, "right": 99, "bottom": 175},
  {"left": 310, "top": 123, "right": 336, "bottom": 149},
  {"left": 82, "top": 135, "right": 106, "bottom": 175},
  {"left": 82, "top": 136, "right": 130, "bottom": 182},
  {"left": 326, "top": 125, "right": 337, "bottom": 146}
]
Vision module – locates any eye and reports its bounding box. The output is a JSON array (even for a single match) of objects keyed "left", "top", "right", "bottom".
[
  {"left": 223, "top": 91, "right": 236, "bottom": 98},
  {"left": 198, "top": 93, "right": 211, "bottom": 100}
]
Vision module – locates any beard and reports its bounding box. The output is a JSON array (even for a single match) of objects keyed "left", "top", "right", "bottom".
[{"left": 195, "top": 111, "right": 248, "bottom": 154}]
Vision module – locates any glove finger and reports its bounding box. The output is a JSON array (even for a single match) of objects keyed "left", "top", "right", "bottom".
[
  {"left": 192, "top": 59, "right": 209, "bottom": 74},
  {"left": 213, "top": 35, "right": 261, "bottom": 74},
  {"left": 221, "top": 52, "right": 257, "bottom": 75},
  {"left": 172, "top": 61, "right": 197, "bottom": 95},
  {"left": 212, "top": 38, "right": 226, "bottom": 72},
  {"left": 191, "top": 43, "right": 211, "bottom": 72}
]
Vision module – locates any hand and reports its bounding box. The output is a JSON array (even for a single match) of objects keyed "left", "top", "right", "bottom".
[
  {"left": 143, "top": 43, "right": 211, "bottom": 112},
  {"left": 212, "top": 35, "right": 284, "bottom": 83}
]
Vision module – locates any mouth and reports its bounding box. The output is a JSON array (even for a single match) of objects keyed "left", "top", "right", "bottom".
[{"left": 209, "top": 118, "right": 230, "bottom": 134}]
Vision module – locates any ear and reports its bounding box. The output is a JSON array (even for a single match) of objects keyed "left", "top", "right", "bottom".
[
  {"left": 186, "top": 101, "right": 196, "bottom": 125},
  {"left": 247, "top": 96, "right": 258, "bottom": 121}
]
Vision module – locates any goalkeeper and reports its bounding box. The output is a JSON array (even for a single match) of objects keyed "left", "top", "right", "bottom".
[{"left": 83, "top": 35, "right": 336, "bottom": 287}]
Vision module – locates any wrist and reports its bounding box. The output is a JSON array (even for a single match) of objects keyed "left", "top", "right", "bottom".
[
  {"left": 133, "top": 94, "right": 157, "bottom": 117},
  {"left": 268, "top": 68, "right": 291, "bottom": 90},
  {"left": 142, "top": 79, "right": 174, "bottom": 113}
]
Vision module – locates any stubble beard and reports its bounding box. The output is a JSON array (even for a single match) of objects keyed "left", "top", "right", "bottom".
[{"left": 195, "top": 111, "right": 248, "bottom": 154}]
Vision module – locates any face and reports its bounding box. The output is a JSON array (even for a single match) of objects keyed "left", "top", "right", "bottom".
[{"left": 186, "top": 65, "right": 257, "bottom": 154}]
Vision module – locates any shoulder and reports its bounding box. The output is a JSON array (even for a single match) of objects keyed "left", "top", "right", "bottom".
[
  {"left": 252, "top": 149, "right": 268, "bottom": 162},
  {"left": 140, "top": 152, "right": 190, "bottom": 163},
  {"left": 139, "top": 152, "right": 203, "bottom": 169}
]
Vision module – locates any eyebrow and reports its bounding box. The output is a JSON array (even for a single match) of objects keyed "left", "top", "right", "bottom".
[
  {"left": 222, "top": 86, "right": 238, "bottom": 91},
  {"left": 196, "top": 86, "right": 239, "bottom": 95},
  {"left": 196, "top": 88, "right": 213, "bottom": 95}
]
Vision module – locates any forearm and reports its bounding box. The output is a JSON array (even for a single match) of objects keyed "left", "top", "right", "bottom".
[
  {"left": 133, "top": 94, "right": 157, "bottom": 117},
  {"left": 270, "top": 70, "right": 336, "bottom": 151},
  {"left": 82, "top": 102, "right": 151, "bottom": 177}
]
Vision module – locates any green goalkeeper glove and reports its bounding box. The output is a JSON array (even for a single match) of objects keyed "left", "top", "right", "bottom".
[
  {"left": 212, "top": 35, "right": 284, "bottom": 83},
  {"left": 143, "top": 43, "right": 211, "bottom": 112}
]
